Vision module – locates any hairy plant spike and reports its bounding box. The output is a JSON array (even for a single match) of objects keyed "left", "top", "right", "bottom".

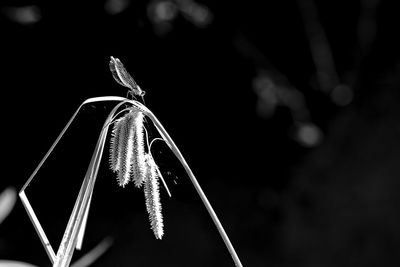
[
  {"left": 116, "top": 113, "right": 135, "bottom": 187},
  {"left": 109, "top": 117, "right": 124, "bottom": 172},
  {"left": 144, "top": 154, "right": 164, "bottom": 239},
  {"left": 131, "top": 111, "right": 146, "bottom": 188}
]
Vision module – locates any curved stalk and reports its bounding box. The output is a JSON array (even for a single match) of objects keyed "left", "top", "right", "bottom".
[
  {"left": 20, "top": 96, "right": 242, "bottom": 267},
  {"left": 126, "top": 100, "right": 243, "bottom": 267},
  {"left": 53, "top": 99, "right": 128, "bottom": 267},
  {"left": 19, "top": 96, "right": 127, "bottom": 265}
]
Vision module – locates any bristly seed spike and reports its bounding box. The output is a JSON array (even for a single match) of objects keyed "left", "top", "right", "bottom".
[
  {"left": 109, "top": 110, "right": 148, "bottom": 189},
  {"left": 109, "top": 117, "right": 124, "bottom": 172},
  {"left": 116, "top": 113, "right": 134, "bottom": 187},
  {"left": 131, "top": 111, "right": 147, "bottom": 188},
  {"left": 144, "top": 153, "right": 164, "bottom": 239}
]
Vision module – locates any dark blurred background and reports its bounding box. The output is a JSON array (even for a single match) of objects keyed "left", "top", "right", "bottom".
[{"left": 1, "top": 0, "right": 400, "bottom": 266}]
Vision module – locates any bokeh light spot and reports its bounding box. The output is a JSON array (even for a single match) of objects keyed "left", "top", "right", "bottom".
[
  {"left": 295, "top": 123, "right": 323, "bottom": 147},
  {"left": 331, "top": 84, "right": 353, "bottom": 106},
  {"left": 3, "top": 6, "right": 41, "bottom": 25},
  {"left": 152, "top": 0, "right": 178, "bottom": 22},
  {"left": 104, "top": 0, "right": 130, "bottom": 15},
  {"left": 178, "top": 0, "right": 212, "bottom": 27}
]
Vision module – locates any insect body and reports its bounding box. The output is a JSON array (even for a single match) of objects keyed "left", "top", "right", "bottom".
[{"left": 109, "top": 56, "right": 146, "bottom": 98}]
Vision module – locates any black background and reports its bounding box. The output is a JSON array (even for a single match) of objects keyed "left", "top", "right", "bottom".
[{"left": 1, "top": 0, "right": 400, "bottom": 266}]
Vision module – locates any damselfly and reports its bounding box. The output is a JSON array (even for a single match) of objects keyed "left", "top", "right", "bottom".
[{"left": 109, "top": 56, "right": 146, "bottom": 99}]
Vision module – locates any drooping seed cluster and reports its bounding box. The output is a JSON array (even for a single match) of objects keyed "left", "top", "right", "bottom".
[{"left": 109, "top": 109, "right": 164, "bottom": 239}]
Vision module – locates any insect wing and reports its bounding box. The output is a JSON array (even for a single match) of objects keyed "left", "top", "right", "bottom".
[
  {"left": 114, "top": 58, "right": 137, "bottom": 89},
  {"left": 109, "top": 56, "right": 146, "bottom": 97},
  {"left": 109, "top": 57, "right": 126, "bottom": 88}
]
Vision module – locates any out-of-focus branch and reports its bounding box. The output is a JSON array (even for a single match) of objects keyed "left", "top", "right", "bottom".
[{"left": 297, "top": 0, "right": 339, "bottom": 93}]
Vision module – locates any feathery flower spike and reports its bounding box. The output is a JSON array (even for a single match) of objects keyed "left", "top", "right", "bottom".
[
  {"left": 109, "top": 110, "right": 147, "bottom": 188},
  {"left": 130, "top": 111, "right": 146, "bottom": 188},
  {"left": 144, "top": 153, "right": 164, "bottom": 239},
  {"left": 109, "top": 117, "right": 124, "bottom": 172},
  {"left": 116, "top": 112, "right": 134, "bottom": 187}
]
